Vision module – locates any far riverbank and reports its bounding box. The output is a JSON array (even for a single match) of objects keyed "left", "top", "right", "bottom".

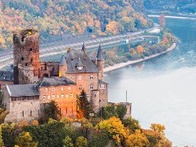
[{"left": 103, "top": 43, "right": 176, "bottom": 73}]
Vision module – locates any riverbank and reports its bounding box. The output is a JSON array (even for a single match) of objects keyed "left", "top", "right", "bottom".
[
  {"left": 103, "top": 43, "right": 176, "bottom": 73},
  {"left": 148, "top": 15, "right": 196, "bottom": 20}
]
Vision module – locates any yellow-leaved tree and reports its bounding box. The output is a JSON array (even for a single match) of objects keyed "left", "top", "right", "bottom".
[{"left": 96, "top": 116, "right": 128, "bottom": 146}]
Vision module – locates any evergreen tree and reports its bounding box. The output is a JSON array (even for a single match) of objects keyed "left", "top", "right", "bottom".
[
  {"left": 40, "top": 100, "right": 62, "bottom": 123},
  {"left": 78, "top": 90, "right": 92, "bottom": 119}
]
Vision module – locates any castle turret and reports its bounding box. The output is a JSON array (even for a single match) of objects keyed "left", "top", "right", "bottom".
[
  {"left": 13, "top": 29, "right": 40, "bottom": 84},
  {"left": 97, "top": 45, "right": 104, "bottom": 81},
  {"left": 59, "top": 55, "right": 67, "bottom": 77}
]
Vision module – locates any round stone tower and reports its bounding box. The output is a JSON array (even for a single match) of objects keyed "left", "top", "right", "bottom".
[
  {"left": 96, "top": 45, "right": 104, "bottom": 81},
  {"left": 13, "top": 29, "right": 40, "bottom": 84}
]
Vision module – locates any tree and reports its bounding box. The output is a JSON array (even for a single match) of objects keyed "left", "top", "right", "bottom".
[
  {"left": 0, "top": 125, "right": 4, "bottom": 147},
  {"left": 102, "top": 105, "right": 118, "bottom": 119},
  {"left": 126, "top": 130, "right": 150, "bottom": 147},
  {"left": 150, "top": 123, "right": 165, "bottom": 135},
  {"left": 116, "top": 104, "right": 127, "bottom": 120},
  {"left": 15, "top": 131, "right": 38, "bottom": 147},
  {"left": 41, "top": 100, "right": 62, "bottom": 123},
  {"left": 62, "top": 136, "right": 74, "bottom": 147},
  {"left": 123, "top": 117, "right": 141, "bottom": 133},
  {"left": 77, "top": 90, "right": 92, "bottom": 119},
  {"left": 88, "top": 129, "right": 109, "bottom": 147},
  {"left": 0, "top": 108, "right": 9, "bottom": 123},
  {"left": 136, "top": 45, "right": 144, "bottom": 54},
  {"left": 96, "top": 116, "right": 127, "bottom": 146},
  {"left": 75, "top": 136, "right": 88, "bottom": 147}
]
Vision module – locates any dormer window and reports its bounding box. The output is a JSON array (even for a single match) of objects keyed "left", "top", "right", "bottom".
[{"left": 76, "top": 57, "right": 83, "bottom": 70}]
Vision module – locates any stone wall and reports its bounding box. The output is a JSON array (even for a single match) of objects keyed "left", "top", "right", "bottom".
[{"left": 5, "top": 97, "right": 40, "bottom": 122}]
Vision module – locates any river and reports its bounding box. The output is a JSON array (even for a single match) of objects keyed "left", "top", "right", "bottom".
[{"left": 104, "top": 18, "right": 196, "bottom": 146}]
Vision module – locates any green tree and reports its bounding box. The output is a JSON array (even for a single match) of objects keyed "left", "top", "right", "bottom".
[
  {"left": 41, "top": 100, "right": 62, "bottom": 123},
  {"left": 0, "top": 125, "right": 4, "bottom": 147},
  {"left": 62, "top": 136, "right": 74, "bottom": 147},
  {"left": 15, "top": 131, "right": 38, "bottom": 147},
  {"left": 24, "top": 122, "right": 66, "bottom": 147},
  {"left": 78, "top": 90, "right": 92, "bottom": 119},
  {"left": 123, "top": 117, "right": 141, "bottom": 133},
  {"left": 116, "top": 104, "right": 127, "bottom": 120},
  {"left": 102, "top": 105, "right": 118, "bottom": 119},
  {"left": 75, "top": 136, "right": 88, "bottom": 147},
  {"left": 88, "top": 129, "right": 109, "bottom": 147}
]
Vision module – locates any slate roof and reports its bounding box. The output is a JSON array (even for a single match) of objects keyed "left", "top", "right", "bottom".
[
  {"left": 6, "top": 84, "right": 39, "bottom": 97},
  {"left": 63, "top": 50, "right": 98, "bottom": 73},
  {"left": 59, "top": 55, "right": 67, "bottom": 65},
  {"left": 36, "top": 77, "right": 75, "bottom": 87},
  {"left": 99, "top": 80, "right": 108, "bottom": 85},
  {"left": 0, "top": 70, "right": 14, "bottom": 81}
]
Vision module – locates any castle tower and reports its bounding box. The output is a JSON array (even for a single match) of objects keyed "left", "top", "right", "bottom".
[
  {"left": 97, "top": 45, "right": 104, "bottom": 81},
  {"left": 13, "top": 29, "right": 40, "bottom": 84},
  {"left": 59, "top": 54, "right": 67, "bottom": 77}
]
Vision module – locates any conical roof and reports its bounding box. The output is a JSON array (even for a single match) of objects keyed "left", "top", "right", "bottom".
[
  {"left": 81, "top": 42, "right": 86, "bottom": 53},
  {"left": 96, "top": 45, "right": 103, "bottom": 60},
  {"left": 59, "top": 55, "right": 66, "bottom": 65}
]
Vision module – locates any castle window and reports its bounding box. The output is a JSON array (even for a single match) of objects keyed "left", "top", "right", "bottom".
[
  {"left": 52, "top": 88, "right": 55, "bottom": 91},
  {"left": 70, "top": 94, "right": 73, "bottom": 98},
  {"left": 25, "top": 63, "right": 28, "bottom": 66},
  {"left": 30, "top": 110, "right": 32, "bottom": 117},
  {"left": 90, "top": 75, "right": 93, "bottom": 80},
  {"left": 52, "top": 95, "right": 55, "bottom": 99},
  {"left": 48, "top": 95, "right": 50, "bottom": 99},
  {"left": 68, "top": 87, "right": 71, "bottom": 90},
  {"left": 66, "top": 95, "right": 68, "bottom": 98},
  {"left": 90, "top": 84, "right": 93, "bottom": 90},
  {"left": 21, "top": 57, "right": 24, "bottom": 61},
  {"left": 22, "top": 111, "right": 24, "bottom": 117},
  {"left": 61, "top": 94, "right": 64, "bottom": 98},
  {"left": 45, "top": 88, "right": 48, "bottom": 92},
  {"left": 42, "top": 96, "right": 46, "bottom": 100},
  {"left": 79, "top": 85, "right": 82, "bottom": 90},
  {"left": 100, "top": 84, "right": 105, "bottom": 89},
  {"left": 29, "top": 48, "right": 33, "bottom": 52},
  {"left": 31, "top": 58, "right": 33, "bottom": 63},
  {"left": 61, "top": 87, "right": 64, "bottom": 91}
]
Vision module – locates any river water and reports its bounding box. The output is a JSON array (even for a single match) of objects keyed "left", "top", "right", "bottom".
[{"left": 104, "top": 18, "right": 196, "bottom": 146}]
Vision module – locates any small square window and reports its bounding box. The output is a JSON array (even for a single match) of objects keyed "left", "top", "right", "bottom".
[
  {"left": 90, "top": 84, "right": 93, "bottom": 90},
  {"left": 90, "top": 75, "right": 93, "bottom": 80},
  {"left": 70, "top": 94, "right": 73, "bottom": 98}
]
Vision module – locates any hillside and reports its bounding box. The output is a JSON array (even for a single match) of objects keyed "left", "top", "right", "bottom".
[
  {"left": 0, "top": 0, "right": 153, "bottom": 49},
  {"left": 144, "top": 0, "right": 196, "bottom": 14}
]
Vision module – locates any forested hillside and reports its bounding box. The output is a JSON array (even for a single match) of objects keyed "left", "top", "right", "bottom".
[
  {"left": 0, "top": 0, "right": 153, "bottom": 49},
  {"left": 144, "top": 0, "right": 196, "bottom": 14}
]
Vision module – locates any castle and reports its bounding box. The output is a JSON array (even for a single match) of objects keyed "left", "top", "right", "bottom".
[{"left": 2, "top": 29, "right": 108, "bottom": 122}]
